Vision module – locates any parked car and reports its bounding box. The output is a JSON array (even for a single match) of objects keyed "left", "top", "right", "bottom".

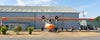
[
  {"left": 87, "top": 25, "right": 97, "bottom": 30},
  {"left": 80, "top": 25, "right": 97, "bottom": 30}
]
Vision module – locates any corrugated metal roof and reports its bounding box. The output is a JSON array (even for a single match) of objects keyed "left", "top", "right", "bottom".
[{"left": 0, "top": 6, "right": 78, "bottom": 12}]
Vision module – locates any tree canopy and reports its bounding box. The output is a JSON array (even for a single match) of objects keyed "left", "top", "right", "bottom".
[{"left": 96, "top": 16, "right": 100, "bottom": 21}]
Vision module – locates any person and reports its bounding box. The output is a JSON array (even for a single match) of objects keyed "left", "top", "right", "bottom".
[
  {"left": 41, "top": 27, "right": 44, "bottom": 31},
  {"left": 55, "top": 27, "right": 58, "bottom": 32},
  {"left": 61, "top": 27, "right": 63, "bottom": 31},
  {"left": 49, "top": 19, "right": 52, "bottom": 24}
]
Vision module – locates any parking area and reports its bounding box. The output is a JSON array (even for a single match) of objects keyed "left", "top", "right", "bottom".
[{"left": 1, "top": 36, "right": 100, "bottom": 40}]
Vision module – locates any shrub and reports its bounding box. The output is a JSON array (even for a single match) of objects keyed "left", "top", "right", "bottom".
[
  {"left": 14, "top": 25, "right": 22, "bottom": 35},
  {"left": 10, "top": 25, "right": 14, "bottom": 30},
  {"left": 1, "top": 26, "right": 8, "bottom": 35},
  {"left": 0, "top": 26, "right": 2, "bottom": 33},
  {"left": 96, "top": 16, "right": 100, "bottom": 21},
  {"left": 0, "top": 26, "right": 2, "bottom": 30},
  {"left": 0, "top": 30, "right": 1, "bottom": 34},
  {"left": 28, "top": 27, "right": 34, "bottom": 34}
]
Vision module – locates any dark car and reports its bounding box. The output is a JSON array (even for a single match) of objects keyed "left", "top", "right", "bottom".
[{"left": 80, "top": 25, "right": 97, "bottom": 30}]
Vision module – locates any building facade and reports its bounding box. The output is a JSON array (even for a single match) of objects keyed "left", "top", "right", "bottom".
[
  {"left": 0, "top": 6, "right": 80, "bottom": 30},
  {"left": 87, "top": 20, "right": 100, "bottom": 27}
]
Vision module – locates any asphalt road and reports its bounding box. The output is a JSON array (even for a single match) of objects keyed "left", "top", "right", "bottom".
[{"left": 0, "top": 36, "right": 100, "bottom": 40}]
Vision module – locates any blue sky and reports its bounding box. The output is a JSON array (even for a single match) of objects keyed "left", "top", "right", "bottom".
[{"left": 0, "top": 0, "right": 100, "bottom": 18}]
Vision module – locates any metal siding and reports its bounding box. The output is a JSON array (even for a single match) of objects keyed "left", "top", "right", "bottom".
[
  {"left": 63, "top": 13, "right": 79, "bottom": 29},
  {"left": 35, "top": 12, "right": 50, "bottom": 28},
  {"left": 87, "top": 20, "right": 100, "bottom": 27},
  {"left": 49, "top": 13, "right": 62, "bottom": 28},
  {"left": 0, "top": 12, "right": 79, "bottom": 30},
  {"left": 0, "top": 12, "right": 35, "bottom": 30},
  {"left": 35, "top": 12, "right": 63, "bottom": 28}
]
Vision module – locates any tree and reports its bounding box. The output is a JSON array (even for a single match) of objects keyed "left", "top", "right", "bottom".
[
  {"left": 14, "top": 25, "right": 22, "bottom": 35},
  {"left": 96, "top": 16, "right": 100, "bottom": 21}
]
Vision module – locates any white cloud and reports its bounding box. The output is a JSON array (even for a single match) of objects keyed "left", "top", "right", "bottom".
[
  {"left": 16, "top": 0, "right": 57, "bottom": 6},
  {"left": 16, "top": 0, "right": 25, "bottom": 6}
]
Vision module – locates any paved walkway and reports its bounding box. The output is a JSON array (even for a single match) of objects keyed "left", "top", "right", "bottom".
[{"left": 0, "top": 31, "right": 100, "bottom": 37}]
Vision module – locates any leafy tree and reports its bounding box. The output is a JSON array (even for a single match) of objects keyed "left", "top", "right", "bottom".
[
  {"left": 96, "top": 16, "right": 100, "bottom": 21},
  {"left": 14, "top": 25, "right": 22, "bottom": 35}
]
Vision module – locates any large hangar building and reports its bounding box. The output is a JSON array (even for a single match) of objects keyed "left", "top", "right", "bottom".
[{"left": 0, "top": 6, "right": 80, "bottom": 30}]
